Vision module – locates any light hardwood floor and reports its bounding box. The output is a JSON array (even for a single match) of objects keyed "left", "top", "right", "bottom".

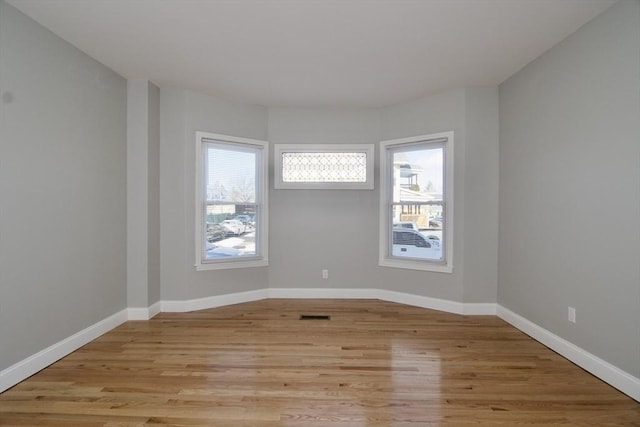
[{"left": 0, "top": 299, "right": 638, "bottom": 426}]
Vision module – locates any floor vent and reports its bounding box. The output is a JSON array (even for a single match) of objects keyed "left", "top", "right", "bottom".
[{"left": 300, "top": 314, "right": 331, "bottom": 320}]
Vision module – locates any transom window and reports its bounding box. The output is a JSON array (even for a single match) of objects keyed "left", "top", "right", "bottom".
[
  {"left": 282, "top": 152, "right": 367, "bottom": 183},
  {"left": 379, "top": 132, "right": 454, "bottom": 273},
  {"left": 195, "top": 132, "right": 268, "bottom": 270},
  {"left": 274, "top": 144, "right": 374, "bottom": 189}
]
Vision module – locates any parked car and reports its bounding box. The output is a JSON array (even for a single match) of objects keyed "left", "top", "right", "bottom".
[
  {"left": 221, "top": 219, "right": 246, "bottom": 235},
  {"left": 393, "top": 228, "right": 431, "bottom": 247},
  {"left": 429, "top": 216, "right": 443, "bottom": 229},
  {"left": 206, "top": 223, "right": 228, "bottom": 242},
  {"left": 392, "top": 228, "right": 441, "bottom": 260},
  {"left": 235, "top": 214, "right": 256, "bottom": 231},
  {"left": 234, "top": 214, "right": 253, "bottom": 225},
  {"left": 393, "top": 221, "right": 420, "bottom": 232},
  {"left": 393, "top": 222, "right": 440, "bottom": 248},
  {"left": 424, "top": 234, "right": 440, "bottom": 249}
]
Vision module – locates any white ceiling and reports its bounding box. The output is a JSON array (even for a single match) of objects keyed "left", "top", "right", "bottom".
[{"left": 8, "top": 0, "right": 617, "bottom": 108}]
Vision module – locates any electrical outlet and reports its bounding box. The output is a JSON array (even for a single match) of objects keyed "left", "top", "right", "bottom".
[
  {"left": 568, "top": 307, "right": 576, "bottom": 323},
  {"left": 322, "top": 269, "right": 329, "bottom": 279}
]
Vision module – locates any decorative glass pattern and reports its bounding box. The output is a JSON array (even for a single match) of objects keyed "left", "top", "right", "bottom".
[{"left": 281, "top": 152, "right": 367, "bottom": 183}]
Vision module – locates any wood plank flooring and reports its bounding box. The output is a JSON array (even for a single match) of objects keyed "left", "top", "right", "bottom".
[{"left": 1, "top": 299, "right": 638, "bottom": 426}]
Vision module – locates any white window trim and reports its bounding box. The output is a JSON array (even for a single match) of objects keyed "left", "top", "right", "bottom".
[
  {"left": 274, "top": 144, "right": 374, "bottom": 190},
  {"left": 195, "top": 131, "right": 269, "bottom": 271},
  {"left": 378, "top": 131, "right": 454, "bottom": 273}
]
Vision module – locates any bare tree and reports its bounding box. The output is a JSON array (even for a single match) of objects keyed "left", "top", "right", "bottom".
[
  {"left": 209, "top": 180, "right": 228, "bottom": 201},
  {"left": 230, "top": 176, "right": 255, "bottom": 202}
]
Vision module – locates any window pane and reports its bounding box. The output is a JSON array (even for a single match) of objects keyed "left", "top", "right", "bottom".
[
  {"left": 203, "top": 140, "right": 261, "bottom": 262},
  {"left": 391, "top": 204, "right": 443, "bottom": 261},
  {"left": 380, "top": 132, "right": 452, "bottom": 272},
  {"left": 204, "top": 206, "right": 257, "bottom": 260},
  {"left": 392, "top": 147, "right": 443, "bottom": 203},
  {"left": 282, "top": 152, "right": 367, "bottom": 183},
  {"left": 390, "top": 146, "right": 444, "bottom": 261},
  {"left": 207, "top": 145, "right": 256, "bottom": 203}
]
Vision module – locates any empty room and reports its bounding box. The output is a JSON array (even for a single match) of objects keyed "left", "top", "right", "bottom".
[{"left": 0, "top": 0, "right": 639, "bottom": 425}]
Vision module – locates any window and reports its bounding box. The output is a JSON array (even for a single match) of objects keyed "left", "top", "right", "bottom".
[
  {"left": 195, "top": 132, "right": 268, "bottom": 270},
  {"left": 274, "top": 144, "right": 374, "bottom": 189},
  {"left": 379, "top": 132, "right": 453, "bottom": 272}
]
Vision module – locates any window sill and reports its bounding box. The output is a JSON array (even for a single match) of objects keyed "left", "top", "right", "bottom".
[
  {"left": 378, "top": 258, "right": 453, "bottom": 273},
  {"left": 196, "top": 258, "right": 268, "bottom": 271}
]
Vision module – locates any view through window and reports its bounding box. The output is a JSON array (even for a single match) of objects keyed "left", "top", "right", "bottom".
[
  {"left": 380, "top": 132, "right": 453, "bottom": 272},
  {"left": 390, "top": 145, "right": 444, "bottom": 262},
  {"left": 196, "top": 132, "right": 267, "bottom": 269},
  {"left": 205, "top": 143, "right": 258, "bottom": 259}
]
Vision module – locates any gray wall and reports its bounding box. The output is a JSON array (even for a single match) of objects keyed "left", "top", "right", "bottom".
[
  {"left": 158, "top": 89, "right": 498, "bottom": 304},
  {"left": 127, "top": 80, "right": 149, "bottom": 307},
  {"left": 159, "top": 89, "right": 269, "bottom": 300},
  {"left": 463, "top": 88, "right": 499, "bottom": 303},
  {"left": 267, "top": 108, "right": 382, "bottom": 290},
  {"left": 380, "top": 91, "right": 467, "bottom": 301},
  {"left": 380, "top": 89, "right": 499, "bottom": 302},
  {"left": 267, "top": 89, "right": 498, "bottom": 303},
  {"left": 148, "top": 82, "right": 161, "bottom": 305},
  {"left": 0, "top": 1, "right": 127, "bottom": 370},
  {"left": 127, "top": 79, "right": 161, "bottom": 308},
  {"left": 498, "top": 0, "right": 640, "bottom": 377}
]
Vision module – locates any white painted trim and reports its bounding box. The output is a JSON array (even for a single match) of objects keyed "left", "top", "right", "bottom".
[
  {"left": 380, "top": 290, "right": 496, "bottom": 315},
  {"left": 127, "top": 307, "right": 152, "bottom": 320},
  {"left": 194, "top": 131, "right": 269, "bottom": 271},
  {"left": 268, "top": 287, "right": 377, "bottom": 299},
  {"left": 267, "top": 288, "right": 495, "bottom": 315},
  {"left": 0, "top": 309, "right": 129, "bottom": 393},
  {"left": 460, "top": 303, "right": 497, "bottom": 315},
  {"left": 497, "top": 305, "right": 640, "bottom": 403},
  {"left": 148, "top": 301, "right": 162, "bottom": 318},
  {"left": 160, "top": 289, "right": 269, "bottom": 312},
  {"left": 378, "top": 289, "right": 465, "bottom": 314},
  {"left": 379, "top": 131, "right": 454, "bottom": 273},
  {"left": 274, "top": 144, "right": 375, "bottom": 190},
  {"left": 157, "top": 288, "right": 496, "bottom": 316},
  {"left": 378, "top": 258, "right": 453, "bottom": 273},
  {"left": 126, "top": 301, "right": 162, "bottom": 320},
  {"left": 196, "top": 259, "right": 268, "bottom": 271}
]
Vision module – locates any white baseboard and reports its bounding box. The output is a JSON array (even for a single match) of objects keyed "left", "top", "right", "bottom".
[
  {"left": 497, "top": 305, "right": 640, "bottom": 402},
  {"left": 268, "top": 287, "right": 376, "bottom": 299},
  {"left": 379, "top": 289, "right": 465, "bottom": 314},
  {"left": 460, "top": 302, "right": 497, "bottom": 315},
  {"left": 264, "top": 288, "right": 496, "bottom": 315},
  {"left": 127, "top": 307, "right": 151, "bottom": 320},
  {"left": 378, "top": 290, "right": 494, "bottom": 315},
  {"left": 160, "top": 288, "right": 269, "bottom": 312},
  {"left": 148, "top": 301, "right": 162, "bottom": 318},
  {"left": 0, "top": 309, "right": 129, "bottom": 394},
  {"left": 127, "top": 301, "right": 162, "bottom": 320}
]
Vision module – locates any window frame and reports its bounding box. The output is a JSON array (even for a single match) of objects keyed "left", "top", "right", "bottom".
[
  {"left": 378, "top": 131, "right": 454, "bottom": 273},
  {"left": 195, "top": 131, "right": 268, "bottom": 271},
  {"left": 274, "top": 144, "right": 374, "bottom": 190}
]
